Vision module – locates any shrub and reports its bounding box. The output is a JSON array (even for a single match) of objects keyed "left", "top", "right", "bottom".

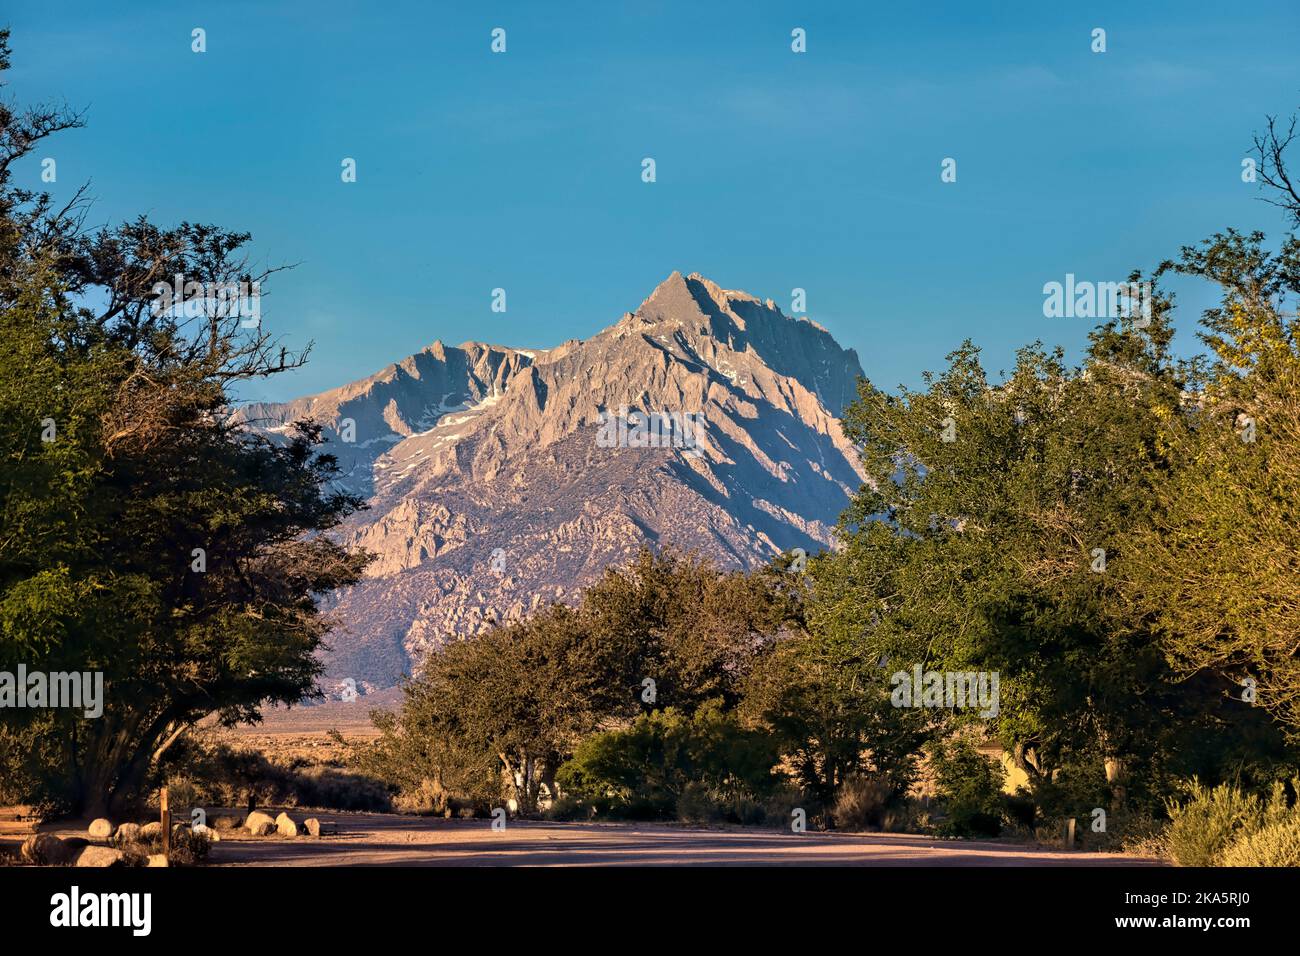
[
  {"left": 1002, "top": 790, "right": 1037, "bottom": 834},
  {"left": 138, "top": 826, "right": 213, "bottom": 866},
  {"left": 675, "top": 782, "right": 767, "bottom": 826},
  {"left": 762, "top": 785, "right": 816, "bottom": 831},
  {"left": 1026, "top": 762, "right": 1111, "bottom": 829},
  {"left": 1220, "top": 818, "right": 1300, "bottom": 867},
  {"left": 1164, "top": 781, "right": 1263, "bottom": 866},
  {"left": 929, "top": 739, "right": 1005, "bottom": 838},
  {"left": 543, "top": 795, "right": 592, "bottom": 822},
  {"left": 832, "top": 774, "right": 892, "bottom": 830},
  {"left": 1086, "top": 807, "right": 1168, "bottom": 856},
  {"left": 170, "top": 826, "right": 214, "bottom": 866},
  {"left": 156, "top": 736, "right": 392, "bottom": 813},
  {"left": 1164, "top": 778, "right": 1300, "bottom": 866},
  {"left": 676, "top": 782, "right": 723, "bottom": 825},
  {"left": 292, "top": 767, "right": 391, "bottom": 812},
  {"left": 555, "top": 701, "right": 779, "bottom": 820},
  {"left": 392, "top": 779, "right": 452, "bottom": 815}
]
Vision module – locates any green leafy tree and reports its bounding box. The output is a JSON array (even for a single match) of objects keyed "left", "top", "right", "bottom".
[
  {"left": 367, "top": 549, "right": 801, "bottom": 812},
  {"left": 740, "top": 612, "right": 933, "bottom": 806},
  {"left": 556, "top": 701, "right": 779, "bottom": 817},
  {"left": 929, "top": 738, "right": 1006, "bottom": 838},
  {"left": 1126, "top": 229, "right": 1300, "bottom": 733},
  {"left": 0, "top": 32, "right": 368, "bottom": 814},
  {"left": 829, "top": 276, "right": 1286, "bottom": 811}
]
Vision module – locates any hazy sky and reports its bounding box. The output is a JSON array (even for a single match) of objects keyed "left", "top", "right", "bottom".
[{"left": 6, "top": 0, "right": 1298, "bottom": 403}]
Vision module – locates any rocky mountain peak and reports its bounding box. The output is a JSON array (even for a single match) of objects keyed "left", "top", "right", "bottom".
[{"left": 241, "top": 272, "right": 868, "bottom": 692}]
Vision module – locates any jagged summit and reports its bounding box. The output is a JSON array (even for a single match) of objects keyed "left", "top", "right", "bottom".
[
  {"left": 614, "top": 271, "right": 861, "bottom": 414},
  {"left": 239, "top": 272, "right": 867, "bottom": 692},
  {"left": 632, "top": 269, "right": 766, "bottom": 327},
  {"left": 636, "top": 271, "right": 793, "bottom": 322}
]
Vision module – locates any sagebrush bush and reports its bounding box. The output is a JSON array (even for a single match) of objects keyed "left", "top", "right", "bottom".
[
  {"left": 832, "top": 774, "right": 892, "bottom": 830},
  {"left": 157, "top": 737, "right": 392, "bottom": 813},
  {"left": 293, "top": 767, "right": 391, "bottom": 811},
  {"left": 138, "top": 826, "right": 213, "bottom": 866},
  {"left": 676, "top": 782, "right": 723, "bottom": 824},
  {"left": 173, "top": 827, "right": 214, "bottom": 866},
  {"left": 1220, "top": 818, "right": 1300, "bottom": 867},
  {"left": 675, "top": 783, "right": 766, "bottom": 826},
  {"left": 1165, "top": 781, "right": 1264, "bottom": 866},
  {"left": 543, "top": 795, "right": 591, "bottom": 822},
  {"left": 762, "top": 785, "right": 815, "bottom": 831},
  {"left": 1088, "top": 807, "right": 1168, "bottom": 856}
]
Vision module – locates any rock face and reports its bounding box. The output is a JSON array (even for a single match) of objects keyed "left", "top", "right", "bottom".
[{"left": 241, "top": 272, "right": 866, "bottom": 690}]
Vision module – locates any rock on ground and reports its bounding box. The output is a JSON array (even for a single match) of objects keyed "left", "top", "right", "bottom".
[
  {"left": 275, "top": 812, "right": 299, "bottom": 837},
  {"left": 21, "top": 833, "right": 73, "bottom": 866},
  {"left": 304, "top": 818, "right": 321, "bottom": 837},
  {"left": 74, "top": 845, "right": 124, "bottom": 867},
  {"left": 113, "top": 822, "right": 142, "bottom": 845},
  {"left": 245, "top": 811, "right": 276, "bottom": 836},
  {"left": 87, "top": 818, "right": 113, "bottom": 839}
]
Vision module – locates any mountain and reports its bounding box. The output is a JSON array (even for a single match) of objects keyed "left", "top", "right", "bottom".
[{"left": 238, "top": 272, "right": 866, "bottom": 694}]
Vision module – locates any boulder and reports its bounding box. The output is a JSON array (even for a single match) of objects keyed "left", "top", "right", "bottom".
[
  {"left": 212, "top": 814, "right": 243, "bottom": 832},
  {"left": 87, "top": 818, "right": 114, "bottom": 839},
  {"left": 141, "top": 821, "right": 163, "bottom": 841},
  {"left": 192, "top": 824, "right": 219, "bottom": 842},
  {"left": 113, "top": 822, "right": 142, "bottom": 845},
  {"left": 74, "top": 845, "right": 124, "bottom": 867},
  {"left": 146, "top": 854, "right": 168, "bottom": 867},
  {"left": 21, "top": 833, "right": 74, "bottom": 866},
  {"left": 274, "top": 812, "right": 299, "bottom": 837},
  {"left": 303, "top": 817, "right": 322, "bottom": 837},
  {"left": 245, "top": 811, "right": 276, "bottom": 836}
]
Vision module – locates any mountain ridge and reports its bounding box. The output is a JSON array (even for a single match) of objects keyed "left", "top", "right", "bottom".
[{"left": 238, "top": 272, "right": 866, "bottom": 693}]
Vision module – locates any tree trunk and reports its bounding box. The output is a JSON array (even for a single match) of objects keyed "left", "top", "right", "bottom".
[{"left": 1104, "top": 756, "right": 1127, "bottom": 809}]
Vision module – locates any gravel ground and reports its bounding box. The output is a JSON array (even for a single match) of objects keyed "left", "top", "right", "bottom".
[{"left": 197, "top": 813, "right": 1165, "bottom": 867}]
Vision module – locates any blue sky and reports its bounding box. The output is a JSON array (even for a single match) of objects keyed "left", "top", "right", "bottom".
[{"left": 5, "top": 0, "right": 1298, "bottom": 403}]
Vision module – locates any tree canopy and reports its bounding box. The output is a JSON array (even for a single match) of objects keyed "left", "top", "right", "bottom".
[{"left": 0, "top": 30, "right": 369, "bottom": 815}]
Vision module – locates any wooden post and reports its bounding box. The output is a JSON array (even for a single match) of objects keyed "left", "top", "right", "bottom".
[
  {"left": 160, "top": 786, "right": 171, "bottom": 866},
  {"left": 1066, "top": 816, "right": 1076, "bottom": 848}
]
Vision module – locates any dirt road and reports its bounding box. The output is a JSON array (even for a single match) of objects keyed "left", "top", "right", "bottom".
[{"left": 207, "top": 814, "right": 1162, "bottom": 866}]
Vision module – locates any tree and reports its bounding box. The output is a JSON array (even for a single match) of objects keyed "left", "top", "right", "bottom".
[
  {"left": 1251, "top": 112, "right": 1300, "bottom": 227},
  {"left": 828, "top": 284, "right": 1287, "bottom": 811},
  {"left": 556, "top": 701, "right": 780, "bottom": 817},
  {"left": 578, "top": 548, "right": 802, "bottom": 712},
  {"left": 364, "top": 549, "right": 802, "bottom": 812},
  {"left": 1126, "top": 228, "right": 1300, "bottom": 734},
  {"left": 739, "top": 610, "right": 933, "bottom": 807},
  {"left": 0, "top": 31, "right": 368, "bottom": 814}
]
